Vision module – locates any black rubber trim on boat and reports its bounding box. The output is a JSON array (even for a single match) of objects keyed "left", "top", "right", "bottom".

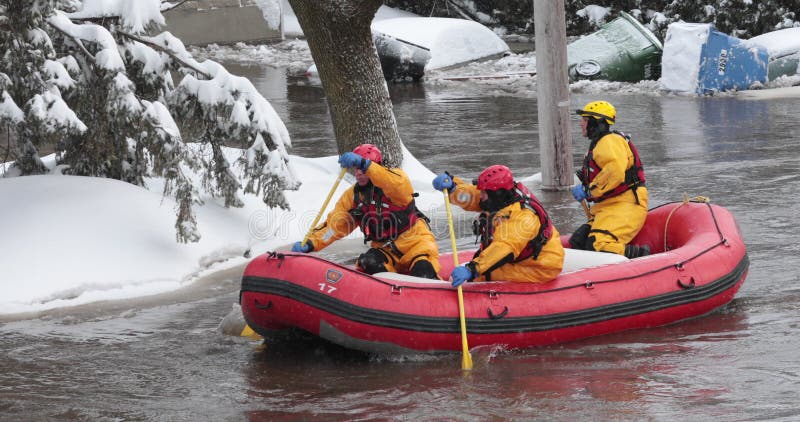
[
  {"left": 240, "top": 254, "right": 749, "bottom": 335},
  {"left": 255, "top": 299, "right": 272, "bottom": 310},
  {"left": 677, "top": 277, "right": 696, "bottom": 289},
  {"left": 487, "top": 306, "right": 509, "bottom": 320}
]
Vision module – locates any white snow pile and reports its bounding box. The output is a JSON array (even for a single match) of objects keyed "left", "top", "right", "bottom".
[
  {"left": 0, "top": 146, "right": 437, "bottom": 316},
  {"left": 372, "top": 17, "right": 510, "bottom": 71},
  {"left": 67, "top": 0, "right": 164, "bottom": 34},
  {"left": 747, "top": 27, "right": 800, "bottom": 59}
]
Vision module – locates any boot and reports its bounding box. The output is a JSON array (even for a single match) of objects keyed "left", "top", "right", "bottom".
[{"left": 624, "top": 244, "right": 651, "bottom": 259}]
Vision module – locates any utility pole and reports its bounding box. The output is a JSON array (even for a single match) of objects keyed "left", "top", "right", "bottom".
[{"left": 534, "top": 0, "right": 573, "bottom": 191}]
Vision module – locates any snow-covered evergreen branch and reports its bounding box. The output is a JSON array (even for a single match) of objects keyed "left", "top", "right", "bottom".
[{"left": 0, "top": 0, "right": 298, "bottom": 243}]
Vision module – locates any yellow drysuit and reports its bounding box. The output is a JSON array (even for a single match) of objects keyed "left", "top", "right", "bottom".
[
  {"left": 447, "top": 178, "right": 564, "bottom": 283},
  {"left": 305, "top": 163, "right": 441, "bottom": 276},
  {"left": 582, "top": 132, "right": 649, "bottom": 255}
]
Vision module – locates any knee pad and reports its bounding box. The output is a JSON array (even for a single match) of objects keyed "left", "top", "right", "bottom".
[
  {"left": 624, "top": 244, "right": 651, "bottom": 258},
  {"left": 409, "top": 260, "right": 438, "bottom": 280},
  {"left": 357, "top": 248, "right": 389, "bottom": 274},
  {"left": 569, "top": 224, "right": 592, "bottom": 250},
  {"left": 586, "top": 235, "right": 599, "bottom": 252}
]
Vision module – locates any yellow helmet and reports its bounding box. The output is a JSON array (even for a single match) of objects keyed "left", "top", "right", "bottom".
[{"left": 575, "top": 101, "right": 616, "bottom": 125}]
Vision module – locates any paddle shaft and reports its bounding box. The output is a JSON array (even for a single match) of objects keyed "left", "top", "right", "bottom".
[
  {"left": 581, "top": 199, "right": 592, "bottom": 220},
  {"left": 443, "top": 188, "right": 473, "bottom": 370},
  {"left": 301, "top": 167, "right": 347, "bottom": 248}
]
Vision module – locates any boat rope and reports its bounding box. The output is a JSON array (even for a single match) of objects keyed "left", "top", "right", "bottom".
[
  {"left": 405, "top": 199, "right": 728, "bottom": 296},
  {"left": 663, "top": 194, "right": 711, "bottom": 251}
]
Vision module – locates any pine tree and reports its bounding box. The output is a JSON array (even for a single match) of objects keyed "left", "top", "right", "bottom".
[
  {"left": 0, "top": 0, "right": 85, "bottom": 175},
  {"left": 0, "top": 1, "right": 298, "bottom": 243}
]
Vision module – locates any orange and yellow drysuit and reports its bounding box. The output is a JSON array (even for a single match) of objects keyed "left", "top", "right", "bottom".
[
  {"left": 447, "top": 178, "right": 564, "bottom": 283},
  {"left": 579, "top": 131, "right": 649, "bottom": 255},
  {"left": 305, "top": 163, "right": 440, "bottom": 276}
]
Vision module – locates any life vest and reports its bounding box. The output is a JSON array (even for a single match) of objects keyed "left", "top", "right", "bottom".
[
  {"left": 348, "top": 183, "right": 419, "bottom": 242},
  {"left": 579, "top": 130, "right": 646, "bottom": 203},
  {"left": 472, "top": 182, "right": 554, "bottom": 261}
]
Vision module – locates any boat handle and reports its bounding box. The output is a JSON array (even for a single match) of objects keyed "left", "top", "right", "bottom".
[
  {"left": 391, "top": 285, "right": 402, "bottom": 295},
  {"left": 677, "top": 276, "right": 695, "bottom": 289},
  {"left": 255, "top": 299, "right": 272, "bottom": 310},
  {"left": 487, "top": 306, "right": 509, "bottom": 320},
  {"left": 488, "top": 290, "right": 499, "bottom": 300},
  {"left": 266, "top": 251, "right": 285, "bottom": 267},
  {"left": 584, "top": 281, "right": 595, "bottom": 289}
]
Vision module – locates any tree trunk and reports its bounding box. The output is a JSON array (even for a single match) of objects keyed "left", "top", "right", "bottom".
[{"left": 289, "top": 0, "right": 403, "bottom": 167}]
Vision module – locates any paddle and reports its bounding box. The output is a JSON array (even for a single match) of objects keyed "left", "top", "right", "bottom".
[
  {"left": 243, "top": 167, "right": 347, "bottom": 257},
  {"left": 239, "top": 321, "right": 262, "bottom": 340},
  {"left": 299, "top": 167, "right": 348, "bottom": 251},
  {"left": 581, "top": 199, "right": 592, "bottom": 220},
  {"left": 443, "top": 187, "right": 473, "bottom": 370}
]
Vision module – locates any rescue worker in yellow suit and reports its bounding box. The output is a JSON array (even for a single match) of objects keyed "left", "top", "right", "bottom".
[
  {"left": 571, "top": 101, "right": 650, "bottom": 258},
  {"left": 432, "top": 165, "right": 564, "bottom": 287},
  {"left": 291, "top": 144, "right": 441, "bottom": 279}
]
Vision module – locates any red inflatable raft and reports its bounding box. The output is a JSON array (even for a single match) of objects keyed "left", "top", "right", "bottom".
[{"left": 240, "top": 200, "right": 748, "bottom": 354}]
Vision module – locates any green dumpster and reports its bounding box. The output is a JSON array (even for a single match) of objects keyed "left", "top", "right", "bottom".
[{"left": 567, "top": 12, "right": 663, "bottom": 82}]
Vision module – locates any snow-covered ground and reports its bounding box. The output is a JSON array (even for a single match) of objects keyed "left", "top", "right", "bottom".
[
  {"left": 195, "top": 18, "right": 799, "bottom": 95},
  {"left": 0, "top": 147, "right": 439, "bottom": 316}
]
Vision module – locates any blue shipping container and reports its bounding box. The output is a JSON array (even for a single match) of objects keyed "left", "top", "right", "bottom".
[{"left": 697, "top": 29, "right": 769, "bottom": 94}]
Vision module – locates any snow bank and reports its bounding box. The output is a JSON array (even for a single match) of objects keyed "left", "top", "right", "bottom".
[
  {"left": 372, "top": 17, "right": 510, "bottom": 70},
  {"left": 747, "top": 28, "right": 800, "bottom": 58},
  {"left": 0, "top": 148, "right": 440, "bottom": 315}
]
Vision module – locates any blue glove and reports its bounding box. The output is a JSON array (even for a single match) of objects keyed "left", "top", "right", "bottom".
[
  {"left": 450, "top": 265, "right": 476, "bottom": 288},
  {"left": 291, "top": 241, "right": 313, "bottom": 253},
  {"left": 432, "top": 172, "right": 455, "bottom": 192},
  {"left": 571, "top": 184, "right": 588, "bottom": 202},
  {"left": 338, "top": 152, "right": 370, "bottom": 171}
]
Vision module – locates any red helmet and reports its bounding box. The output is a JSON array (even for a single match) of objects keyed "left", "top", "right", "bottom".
[
  {"left": 353, "top": 143, "right": 382, "bottom": 163},
  {"left": 477, "top": 165, "right": 514, "bottom": 191}
]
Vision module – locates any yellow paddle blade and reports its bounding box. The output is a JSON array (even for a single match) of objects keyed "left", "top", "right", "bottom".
[
  {"left": 462, "top": 350, "right": 474, "bottom": 370},
  {"left": 240, "top": 324, "right": 263, "bottom": 340}
]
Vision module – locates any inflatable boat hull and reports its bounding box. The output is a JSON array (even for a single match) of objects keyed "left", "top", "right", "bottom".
[{"left": 240, "top": 201, "right": 748, "bottom": 354}]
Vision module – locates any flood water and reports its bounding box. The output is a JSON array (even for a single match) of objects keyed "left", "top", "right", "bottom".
[{"left": 2, "top": 62, "right": 799, "bottom": 421}]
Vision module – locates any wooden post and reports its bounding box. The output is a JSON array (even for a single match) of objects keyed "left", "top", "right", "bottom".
[{"left": 534, "top": 0, "right": 573, "bottom": 191}]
